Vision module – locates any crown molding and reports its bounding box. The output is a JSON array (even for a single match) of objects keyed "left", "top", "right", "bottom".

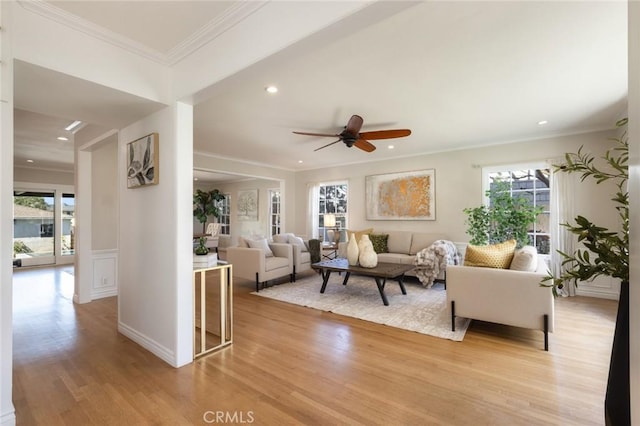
[
  {"left": 18, "top": 0, "right": 167, "bottom": 64},
  {"left": 17, "top": 0, "right": 269, "bottom": 66},
  {"left": 166, "top": 1, "right": 269, "bottom": 65}
]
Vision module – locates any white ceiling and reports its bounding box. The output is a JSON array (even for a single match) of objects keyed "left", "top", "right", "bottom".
[{"left": 13, "top": 1, "right": 628, "bottom": 176}]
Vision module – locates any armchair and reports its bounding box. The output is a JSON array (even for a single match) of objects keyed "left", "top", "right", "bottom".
[
  {"left": 446, "top": 262, "right": 554, "bottom": 350},
  {"left": 272, "top": 233, "right": 315, "bottom": 281},
  {"left": 226, "top": 240, "right": 293, "bottom": 292},
  {"left": 205, "top": 223, "right": 221, "bottom": 250}
]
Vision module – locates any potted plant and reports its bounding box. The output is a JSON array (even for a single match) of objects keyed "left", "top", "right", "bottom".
[
  {"left": 463, "top": 180, "right": 543, "bottom": 248},
  {"left": 194, "top": 236, "right": 209, "bottom": 256},
  {"left": 193, "top": 189, "right": 225, "bottom": 234},
  {"left": 543, "top": 118, "right": 629, "bottom": 426}
]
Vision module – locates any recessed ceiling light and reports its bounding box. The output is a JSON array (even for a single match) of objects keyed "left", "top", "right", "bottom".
[
  {"left": 57, "top": 136, "right": 69, "bottom": 141},
  {"left": 65, "top": 120, "right": 82, "bottom": 131},
  {"left": 26, "top": 159, "right": 34, "bottom": 163},
  {"left": 194, "top": 177, "right": 199, "bottom": 181},
  {"left": 537, "top": 120, "right": 548, "bottom": 125},
  {"left": 388, "top": 144, "right": 395, "bottom": 150},
  {"left": 298, "top": 160, "right": 303, "bottom": 164},
  {"left": 265, "top": 86, "right": 278, "bottom": 94}
]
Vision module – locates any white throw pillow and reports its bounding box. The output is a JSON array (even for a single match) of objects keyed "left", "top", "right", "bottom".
[
  {"left": 509, "top": 246, "right": 538, "bottom": 272},
  {"left": 272, "top": 234, "right": 288, "bottom": 244},
  {"left": 247, "top": 238, "right": 274, "bottom": 257},
  {"left": 288, "top": 235, "right": 308, "bottom": 252}
]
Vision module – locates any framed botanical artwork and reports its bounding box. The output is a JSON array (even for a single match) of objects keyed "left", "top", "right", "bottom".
[
  {"left": 127, "top": 133, "right": 159, "bottom": 188},
  {"left": 365, "top": 169, "right": 435, "bottom": 220},
  {"left": 237, "top": 189, "right": 258, "bottom": 221}
]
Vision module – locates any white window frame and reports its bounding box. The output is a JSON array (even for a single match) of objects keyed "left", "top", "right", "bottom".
[
  {"left": 268, "top": 189, "right": 281, "bottom": 237},
  {"left": 217, "top": 194, "right": 231, "bottom": 235},
  {"left": 482, "top": 162, "right": 551, "bottom": 254},
  {"left": 317, "top": 181, "right": 348, "bottom": 243}
]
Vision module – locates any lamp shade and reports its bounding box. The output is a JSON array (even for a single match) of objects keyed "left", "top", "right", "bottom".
[{"left": 324, "top": 214, "right": 336, "bottom": 228}]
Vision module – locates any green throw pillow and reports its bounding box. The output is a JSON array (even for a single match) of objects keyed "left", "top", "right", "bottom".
[{"left": 369, "top": 234, "right": 389, "bottom": 254}]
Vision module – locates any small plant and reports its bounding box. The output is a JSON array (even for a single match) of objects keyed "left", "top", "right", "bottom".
[
  {"left": 13, "top": 241, "right": 32, "bottom": 256},
  {"left": 193, "top": 189, "right": 225, "bottom": 233},
  {"left": 194, "top": 237, "right": 209, "bottom": 255},
  {"left": 463, "top": 180, "right": 542, "bottom": 248}
]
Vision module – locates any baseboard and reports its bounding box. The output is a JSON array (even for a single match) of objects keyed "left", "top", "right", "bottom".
[
  {"left": 91, "top": 288, "right": 117, "bottom": 300},
  {"left": 576, "top": 287, "right": 620, "bottom": 300},
  {"left": 117, "top": 322, "right": 177, "bottom": 367}
]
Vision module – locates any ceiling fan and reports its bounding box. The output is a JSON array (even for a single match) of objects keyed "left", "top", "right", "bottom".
[{"left": 292, "top": 115, "right": 411, "bottom": 152}]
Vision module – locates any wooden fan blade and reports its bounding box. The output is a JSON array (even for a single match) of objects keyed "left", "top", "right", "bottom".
[
  {"left": 359, "top": 129, "right": 411, "bottom": 140},
  {"left": 354, "top": 138, "right": 376, "bottom": 152},
  {"left": 345, "top": 115, "right": 364, "bottom": 135},
  {"left": 314, "top": 139, "right": 342, "bottom": 152},
  {"left": 293, "top": 131, "right": 340, "bottom": 137}
]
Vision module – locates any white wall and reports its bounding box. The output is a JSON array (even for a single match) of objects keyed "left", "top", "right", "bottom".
[
  {"left": 13, "top": 2, "right": 169, "bottom": 103},
  {"left": 294, "top": 130, "right": 618, "bottom": 242},
  {"left": 628, "top": 1, "right": 639, "bottom": 421},
  {"left": 118, "top": 104, "right": 193, "bottom": 367},
  {"left": 91, "top": 138, "right": 118, "bottom": 250},
  {"left": 0, "top": 1, "right": 15, "bottom": 423},
  {"left": 13, "top": 167, "right": 73, "bottom": 186}
]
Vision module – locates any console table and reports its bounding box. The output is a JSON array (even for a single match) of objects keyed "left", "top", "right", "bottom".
[{"left": 193, "top": 262, "right": 233, "bottom": 358}]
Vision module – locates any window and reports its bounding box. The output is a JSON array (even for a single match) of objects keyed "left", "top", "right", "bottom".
[
  {"left": 217, "top": 194, "right": 231, "bottom": 235},
  {"left": 62, "top": 193, "right": 75, "bottom": 255},
  {"left": 484, "top": 165, "right": 551, "bottom": 254},
  {"left": 13, "top": 188, "right": 75, "bottom": 266},
  {"left": 318, "top": 182, "right": 348, "bottom": 242},
  {"left": 269, "top": 189, "right": 281, "bottom": 237}
]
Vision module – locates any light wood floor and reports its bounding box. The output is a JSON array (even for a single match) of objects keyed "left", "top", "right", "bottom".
[{"left": 12, "top": 266, "right": 617, "bottom": 425}]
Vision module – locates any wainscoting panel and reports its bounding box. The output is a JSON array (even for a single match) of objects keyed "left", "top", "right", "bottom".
[
  {"left": 92, "top": 250, "right": 118, "bottom": 299},
  {"left": 576, "top": 275, "right": 621, "bottom": 300}
]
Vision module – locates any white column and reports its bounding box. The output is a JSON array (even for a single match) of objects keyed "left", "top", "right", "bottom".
[{"left": 0, "top": 0, "right": 16, "bottom": 423}]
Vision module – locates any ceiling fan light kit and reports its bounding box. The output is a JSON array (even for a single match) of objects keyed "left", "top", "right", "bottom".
[{"left": 293, "top": 114, "right": 411, "bottom": 152}]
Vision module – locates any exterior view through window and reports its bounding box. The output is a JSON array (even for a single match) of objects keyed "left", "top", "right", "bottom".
[
  {"left": 487, "top": 168, "right": 551, "bottom": 254},
  {"left": 13, "top": 190, "right": 75, "bottom": 266}
]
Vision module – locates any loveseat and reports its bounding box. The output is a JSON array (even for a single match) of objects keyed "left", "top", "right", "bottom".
[
  {"left": 226, "top": 238, "right": 293, "bottom": 292},
  {"left": 446, "top": 245, "right": 554, "bottom": 350},
  {"left": 339, "top": 230, "right": 451, "bottom": 277}
]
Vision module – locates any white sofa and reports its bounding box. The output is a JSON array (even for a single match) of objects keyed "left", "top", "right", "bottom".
[
  {"left": 446, "top": 261, "right": 554, "bottom": 350},
  {"left": 339, "top": 230, "right": 450, "bottom": 277},
  {"left": 226, "top": 241, "right": 293, "bottom": 292}
]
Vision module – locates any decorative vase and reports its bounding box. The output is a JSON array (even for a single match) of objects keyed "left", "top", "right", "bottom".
[
  {"left": 347, "top": 233, "right": 359, "bottom": 266},
  {"left": 359, "top": 244, "right": 378, "bottom": 268},
  {"left": 358, "top": 234, "right": 371, "bottom": 253},
  {"left": 195, "top": 247, "right": 209, "bottom": 255}
]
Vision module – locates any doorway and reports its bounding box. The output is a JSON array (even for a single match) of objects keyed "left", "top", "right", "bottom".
[{"left": 13, "top": 189, "right": 75, "bottom": 267}]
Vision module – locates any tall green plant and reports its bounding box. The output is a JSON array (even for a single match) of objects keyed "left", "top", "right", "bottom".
[
  {"left": 464, "top": 180, "right": 542, "bottom": 248},
  {"left": 193, "top": 189, "right": 225, "bottom": 233},
  {"left": 543, "top": 118, "right": 628, "bottom": 297}
]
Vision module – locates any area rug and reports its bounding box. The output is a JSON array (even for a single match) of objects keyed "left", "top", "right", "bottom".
[{"left": 252, "top": 273, "right": 470, "bottom": 341}]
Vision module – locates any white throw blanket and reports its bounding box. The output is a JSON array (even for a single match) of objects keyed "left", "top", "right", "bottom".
[{"left": 414, "top": 240, "right": 460, "bottom": 288}]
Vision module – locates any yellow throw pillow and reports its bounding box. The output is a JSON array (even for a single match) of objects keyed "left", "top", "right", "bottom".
[
  {"left": 346, "top": 228, "right": 373, "bottom": 243},
  {"left": 463, "top": 239, "right": 517, "bottom": 269}
]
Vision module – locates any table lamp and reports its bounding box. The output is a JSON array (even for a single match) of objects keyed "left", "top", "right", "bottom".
[{"left": 324, "top": 214, "right": 340, "bottom": 243}]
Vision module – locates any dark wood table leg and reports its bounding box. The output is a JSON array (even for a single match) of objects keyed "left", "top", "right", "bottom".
[
  {"left": 397, "top": 274, "right": 407, "bottom": 295},
  {"left": 342, "top": 272, "right": 351, "bottom": 286},
  {"left": 374, "top": 277, "right": 389, "bottom": 306},
  {"left": 320, "top": 270, "right": 332, "bottom": 293}
]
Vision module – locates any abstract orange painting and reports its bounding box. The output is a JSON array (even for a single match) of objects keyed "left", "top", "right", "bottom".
[{"left": 365, "top": 169, "right": 435, "bottom": 220}]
